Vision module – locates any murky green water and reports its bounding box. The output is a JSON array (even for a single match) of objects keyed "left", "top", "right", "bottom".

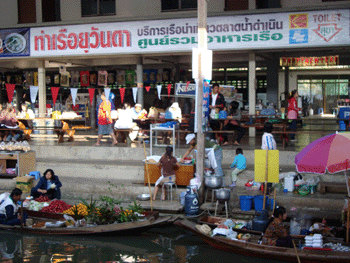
[{"left": 0, "top": 226, "right": 285, "bottom": 263}]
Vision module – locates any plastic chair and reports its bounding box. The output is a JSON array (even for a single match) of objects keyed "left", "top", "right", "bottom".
[
  {"left": 318, "top": 108, "right": 324, "bottom": 115},
  {"left": 29, "top": 171, "right": 41, "bottom": 180},
  {"left": 162, "top": 181, "right": 177, "bottom": 203}
]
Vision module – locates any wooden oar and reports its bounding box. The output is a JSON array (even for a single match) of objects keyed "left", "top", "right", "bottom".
[
  {"left": 292, "top": 239, "right": 301, "bottom": 263},
  {"left": 143, "top": 141, "right": 153, "bottom": 212},
  {"left": 20, "top": 201, "right": 24, "bottom": 230},
  {"left": 263, "top": 150, "right": 268, "bottom": 210}
]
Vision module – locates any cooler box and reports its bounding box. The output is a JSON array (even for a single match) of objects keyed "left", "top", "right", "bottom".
[{"left": 338, "top": 107, "right": 350, "bottom": 119}]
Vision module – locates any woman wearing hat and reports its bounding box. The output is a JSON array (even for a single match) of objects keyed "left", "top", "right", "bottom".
[
  {"left": 168, "top": 102, "right": 182, "bottom": 123},
  {"left": 181, "top": 133, "right": 223, "bottom": 177}
]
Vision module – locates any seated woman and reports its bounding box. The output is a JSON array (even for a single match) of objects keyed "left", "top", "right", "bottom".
[
  {"left": 262, "top": 206, "right": 293, "bottom": 248},
  {"left": 30, "top": 169, "right": 62, "bottom": 200},
  {"left": 3, "top": 103, "right": 23, "bottom": 142},
  {"left": 18, "top": 103, "right": 35, "bottom": 129},
  {"left": 222, "top": 101, "right": 245, "bottom": 146},
  {"left": 0, "top": 188, "right": 27, "bottom": 226},
  {"left": 114, "top": 103, "right": 139, "bottom": 143}
]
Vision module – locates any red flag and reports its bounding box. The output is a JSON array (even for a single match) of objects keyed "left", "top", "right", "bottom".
[
  {"left": 120, "top": 88, "right": 125, "bottom": 104},
  {"left": 6, "top": 84, "right": 15, "bottom": 103},
  {"left": 185, "top": 81, "right": 190, "bottom": 92},
  {"left": 51, "top": 87, "right": 60, "bottom": 105},
  {"left": 88, "top": 88, "right": 95, "bottom": 105},
  {"left": 145, "top": 86, "right": 151, "bottom": 92},
  {"left": 167, "top": 84, "right": 172, "bottom": 97}
]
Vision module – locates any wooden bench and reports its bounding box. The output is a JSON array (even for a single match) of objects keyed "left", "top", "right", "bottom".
[
  {"left": 320, "top": 181, "right": 348, "bottom": 194},
  {"left": 0, "top": 128, "right": 32, "bottom": 141}
]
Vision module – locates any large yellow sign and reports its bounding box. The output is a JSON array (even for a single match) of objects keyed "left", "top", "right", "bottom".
[{"left": 254, "top": 150, "right": 279, "bottom": 183}]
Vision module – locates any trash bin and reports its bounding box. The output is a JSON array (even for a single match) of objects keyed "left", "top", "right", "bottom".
[{"left": 239, "top": 195, "right": 253, "bottom": 211}]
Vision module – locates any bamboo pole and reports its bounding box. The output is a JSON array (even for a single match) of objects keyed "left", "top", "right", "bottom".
[
  {"left": 292, "top": 239, "right": 301, "bottom": 263},
  {"left": 20, "top": 201, "right": 24, "bottom": 230},
  {"left": 143, "top": 141, "right": 153, "bottom": 212},
  {"left": 272, "top": 188, "right": 277, "bottom": 215},
  {"left": 263, "top": 150, "right": 268, "bottom": 210}
]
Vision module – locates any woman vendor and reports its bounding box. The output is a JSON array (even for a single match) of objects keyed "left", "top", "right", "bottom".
[
  {"left": 153, "top": 146, "right": 180, "bottom": 201},
  {"left": 262, "top": 206, "right": 293, "bottom": 248},
  {"left": 0, "top": 188, "right": 27, "bottom": 226},
  {"left": 181, "top": 133, "right": 223, "bottom": 177},
  {"left": 30, "top": 169, "right": 62, "bottom": 200}
]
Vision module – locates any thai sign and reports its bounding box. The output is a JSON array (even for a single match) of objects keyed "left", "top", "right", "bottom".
[
  {"left": 0, "top": 28, "right": 30, "bottom": 57},
  {"left": 29, "top": 9, "right": 350, "bottom": 57},
  {"left": 280, "top": 55, "right": 339, "bottom": 67}
]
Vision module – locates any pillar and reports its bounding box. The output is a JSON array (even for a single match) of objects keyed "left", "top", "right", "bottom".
[
  {"left": 248, "top": 0, "right": 256, "bottom": 9},
  {"left": 38, "top": 60, "right": 46, "bottom": 118},
  {"left": 136, "top": 57, "right": 143, "bottom": 106},
  {"left": 266, "top": 57, "right": 279, "bottom": 106},
  {"left": 248, "top": 52, "right": 256, "bottom": 137}
]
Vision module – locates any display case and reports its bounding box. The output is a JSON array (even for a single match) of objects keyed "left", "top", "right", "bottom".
[
  {"left": 65, "top": 93, "right": 90, "bottom": 126},
  {"left": 150, "top": 123, "right": 179, "bottom": 156},
  {"left": 0, "top": 151, "right": 36, "bottom": 178}
]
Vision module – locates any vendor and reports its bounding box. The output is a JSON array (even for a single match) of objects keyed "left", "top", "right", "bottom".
[
  {"left": 181, "top": 133, "right": 223, "bottom": 177},
  {"left": 262, "top": 206, "right": 293, "bottom": 248},
  {"left": 30, "top": 169, "right": 62, "bottom": 200},
  {"left": 0, "top": 188, "right": 27, "bottom": 226},
  {"left": 153, "top": 146, "right": 180, "bottom": 201},
  {"left": 18, "top": 103, "right": 35, "bottom": 129},
  {"left": 209, "top": 83, "right": 226, "bottom": 142}
]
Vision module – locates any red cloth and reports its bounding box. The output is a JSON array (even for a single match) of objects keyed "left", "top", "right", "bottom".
[
  {"left": 98, "top": 100, "right": 112, "bottom": 125},
  {"left": 5, "top": 84, "right": 15, "bottom": 103},
  {"left": 287, "top": 97, "right": 300, "bottom": 119}
]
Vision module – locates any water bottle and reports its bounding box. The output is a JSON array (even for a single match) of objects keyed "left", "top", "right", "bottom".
[{"left": 169, "top": 176, "right": 172, "bottom": 182}]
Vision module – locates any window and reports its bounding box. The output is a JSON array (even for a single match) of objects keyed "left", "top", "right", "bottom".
[
  {"left": 81, "top": 0, "right": 115, "bottom": 17},
  {"left": 256, "top": 0, "right": 281, "bottom": 9},
  {"left": 161, "top": 0, "right": 197, "bottom": 11},
  {"left": 18, "top": 0, "right": 36, "bottom": 24},
  {"left": 225, "top": 0, "right": 248, "bottom": 11},
  {"left": 42, "top": 0, "right": 61, "bottom": 22}
]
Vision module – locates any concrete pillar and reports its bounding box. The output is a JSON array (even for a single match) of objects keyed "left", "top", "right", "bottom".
[
  {"left": 248, "top": 52, "right": 256, "bottom": 137},
  {"left": 38, "top": 60, "right": 46, "bottom": 118},
  {"left": 36, "top": 0, "right": 42, "bottom": 23},
  {"left": 248, "top": 0, "right": 256, "bottom": 9},
  {"left": 136, "top": 57, "right": 143, "bottom": 106},
  {"left": 266, "top": 57, "right": 279, "bottom": 106}
]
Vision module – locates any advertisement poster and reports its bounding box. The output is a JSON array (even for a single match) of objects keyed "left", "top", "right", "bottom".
[{"left": 0, "top": 28, "right": 30, "bottom": 57}]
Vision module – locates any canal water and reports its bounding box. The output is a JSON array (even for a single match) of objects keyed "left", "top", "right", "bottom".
[{"left": 0, "top": 226, "right": 287, "bottom": 263}]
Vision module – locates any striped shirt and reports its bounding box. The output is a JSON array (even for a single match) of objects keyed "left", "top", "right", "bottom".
[{"left": 262, "top": 132, "right": 277, "bottom": 150}]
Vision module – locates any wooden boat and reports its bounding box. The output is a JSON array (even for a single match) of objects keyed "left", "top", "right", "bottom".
[
  {"left": 0, "top": 210, "right": 173, "bottom": 236},
  {"left": 175, "top": 219, "right": 350, "bottom": 263}
]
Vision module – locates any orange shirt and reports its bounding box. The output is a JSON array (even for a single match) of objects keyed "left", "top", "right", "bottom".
[{"left": 98, "top": 101, "right": 112, "bottom": 125}]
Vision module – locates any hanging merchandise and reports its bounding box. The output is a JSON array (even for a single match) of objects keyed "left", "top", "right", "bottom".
[
  {"left": 24, "top": 72, "right": 33, "bottom": 87},
  {"left": 167, "top": 84, "right": 172, "bottom": 97},
  {"left": 70, "top": 71, "right": 80, "bottom": 87},
  {"left": 54, "top": 74, "right": 60, "bottom": 85},
  {"left": 89, "top": 72, "right": 97, "bottom": 86},
  {"left": 80, "top": 71, "right": 90, "bottom": 87},
  {"left": 157, "top": 85, "right": 162, "bottom": 100},
  {"left": 163, "top": 69, "right": 171, "bottom": 82},
  {"left": 6, "top": 84, "right": 15, "bottom": 103},
  {"left": 117, "top": 70, "right": 126, "bottom": 86},
  {"left": 125, "top": 70, "right": 136, "bottom": 85},
  {"left": 120, "top": 88, "right": 125, "bottom": 103},
  {"left": 70, "top": 88, "right": 78, "bottom": 106},
  {"left": 107, "top": 71, "right": 115, "bottom": 85},
  {"left": 45, "top": 74, "right": 52, "bottom": 86},
  {"left": 132, "top": 87, "right": 138, "bottom": 103},
  {"left": 143, "top": 70, "right": 150, "bottom": 83},
  {"left": 29, "top": 86, "right": 39, "bottom": 104},
  {"left": 51, "top": 87, "right": 60, "bottom": 106},
  {"left": 88, "top": 88, "right": 95, "bottom": 105},
  {"left": 33, "top": 72, "right": 38, "bottom": 86},
  {"left": 145, "top": 86, "right": 151, "bottom": 92},
  {"left": 149, "top": 69, "right": 157, "bottom": 83},
  {"left": 104, "top": 87, "right": 111, "bottom": 101},
  {"left": 156, "top": 69, "right": 163, "bottom": 83},
  {"left": 60, "top": 72, "right": 70, "bottom": 87},
  {"left": 98, "top": 70, "right": 108, "bottom": 86}
]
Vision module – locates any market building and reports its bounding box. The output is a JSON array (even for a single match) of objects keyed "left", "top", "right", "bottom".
[{"left": 0, "top": 0, "right": 349, "bottom": 133}]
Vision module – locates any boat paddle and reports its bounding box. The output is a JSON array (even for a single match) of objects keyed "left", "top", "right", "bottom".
[
  {"left": 143, "top": 141, "right": 153, "bottom": 212},
  {"left": 292, "top": 239, "right": 301, "bottom": 263},
  {"left": 272, "top": 188, "right": 277, "bottom": 215},
  {"left": 20, "top": 201, "right": 24, "bottom": 230}
]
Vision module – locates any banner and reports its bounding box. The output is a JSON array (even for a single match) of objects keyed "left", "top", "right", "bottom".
[
  {"left": 175, "top": 83, "right": 196, "bottom": 96},
  {"left": 29, "top": 85, "right": 39, "bottom": 103},
  {"left": 51, "top": 87, "right": 60, "bottom": 105},
  {"left": 0, "top": 28, "right": 30, "bottom": 57},
  {"left": 70, "top": 88, "right": 78, "bottom": 106},
  {"left": 202, "top": 79, "right": 211, "bottom": 133},
  {"left": 156, "top": 85, "right": 162, "bottom": 100},
  {"left": 88, "top": 88, "right": 95, "bottom": 105},
  {"left": 119, "top": 88, "right": 125, "bottom": 103},
  {"left": 104, "top": 87, "right": 110, "bottom": 101},
  {"left": 167, "top": 84, "right": 172, "bottom": 97},
  {"left": 30, "top": 9, "right": 350, "bottom": 57},
  {"left": 145, "top": 86, "right": 151, "bottom": 92},
  {"left": 132, "top": 87, "right": 138, "bottom": 103},
  {"left": 6, "top": 84, "right": 15, "bottom": 103}
]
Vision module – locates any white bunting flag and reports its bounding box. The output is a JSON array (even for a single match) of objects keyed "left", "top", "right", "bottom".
[
  {"left": 70, "top": 88, "right": 78, "bottom": 106},
  {"left": 132, "top": 87, "right": 138, "bottom": 103},
  {"left": 29, "top": 86, "right": 39, "bottom": 104},
  {"left": 156, "top": 85, "right": 162, "bottom": 100},
  {"left": 104, "top": 87, "right": 111, "bottom": 101}
]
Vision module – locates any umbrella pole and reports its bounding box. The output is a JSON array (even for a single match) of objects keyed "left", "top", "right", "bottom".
[
  {"left": 263, "top": 150, "right": 268, "bottom": 210},
  {"left": 143, "top": 141, "right": 153, "bottom": 212},
  {"left": 272, "top": 188, "right": 277, "bottom": 215}
]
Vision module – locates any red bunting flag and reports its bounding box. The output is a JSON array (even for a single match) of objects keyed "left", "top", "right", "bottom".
[
  {"left": 6, "top": 84, "right": 15, "bottom": 103},
  {"left": 88, "top": 88, "right": 95, "bottom": 105},
  {"left": 51, "top": 87, "right": 60, "bottom": 105},
  {"left": 145, "top": 86, "right": 151, "bottom": 92},
  {"left": 167, "top": 84, "right": 172, "bottom": 97},
  {"left": 119, "top": 88, "right": 125, "bottom": 104},
  {"left": 185, "top": 81, "right": 190, "bottom": 92}
]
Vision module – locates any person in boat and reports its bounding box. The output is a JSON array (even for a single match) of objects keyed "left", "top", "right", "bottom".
[
  {"left": 0, "top": 188, "right": 27, "bottom": 226},
  {"left": 153, "top": 146, "right": 180, "bottom": 201},
  {"left": 30, "top": 169, "right": 62, "bottom": 200},
  {"left": 262, "top": 206, "right": 293, "bottom": 248}
]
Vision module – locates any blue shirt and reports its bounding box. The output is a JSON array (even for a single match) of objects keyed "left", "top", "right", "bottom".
[{"left": 231, "top": 154, "right": 246, "bottom": 170}]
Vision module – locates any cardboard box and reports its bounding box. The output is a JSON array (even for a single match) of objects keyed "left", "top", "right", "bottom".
[
  {"left": 15, "top": 176, "right": 34, "bottom": 183},
  {"left": 16, "top": 181, "right": 33, "bottom": 193},
  {"left": 0, "top": 160, "right": 6, "bottom": 174}
]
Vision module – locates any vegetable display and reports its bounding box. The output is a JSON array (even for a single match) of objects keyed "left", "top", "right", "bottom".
[
  {"left": 35, "top": 195, "right": 50, "bottom": 202},
  {"left": 40, "top": 200, "right": 72, "bottom": 213}
]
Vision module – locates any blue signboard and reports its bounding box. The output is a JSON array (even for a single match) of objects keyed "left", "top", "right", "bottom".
[
  {"left": 175, "top": 83, "right": 196, "bottom": 96},
  {"left": 0, "top": 28, "right": 30, "bottom": 57}
]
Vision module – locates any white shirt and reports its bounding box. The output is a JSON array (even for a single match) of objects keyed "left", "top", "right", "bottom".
[
  {"left": 211, "top": 93, "right": 218, "bottom": 106},
  {"left": 261, "top": 132, "right": 277, "bottom": 150}
]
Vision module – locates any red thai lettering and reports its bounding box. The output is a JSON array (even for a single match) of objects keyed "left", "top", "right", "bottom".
[
  {"left": 122, "top": 30, "right": 131, "bottom": 47},
  {"left": 57, "top": 33, "right": 67, "bottom": 50},
  {"left": 78, "top": 32, "right": 89, "bottom": 49},
  {"left": 67, "top": 33, "right": 78, "bottom": 49},
  {"left": 44, "top": 35, "right": 52, "bottom": 50},
  {"left": 89, "top": 31, "right": 99, "bottom": 49},
  {"left": 112, "top": 30, "right": 122, "bottom": 47},
  {"left": 52, "top": 34, "right": 57, "bottom": 50},
  {"left": 100, "top": 31, "right": 111, "bottom": 48},
  {"left": 34, "top": 36, "right": 45, "bottom": 51}
]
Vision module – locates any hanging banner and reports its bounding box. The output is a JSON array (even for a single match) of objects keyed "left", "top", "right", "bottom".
[
  {"left": 88, "top": 88, "right": 95, "bottom": 105},
  {"left": 202, "top": 79, "right": 211, "bottom": 133},
  {"left": 132, "top": 87, "right": 138, "bottom": 103},
  {"left": 51, "top": 87, "right": 60, "bottom": 105},
  {"left": 156, "top": 85, "right": 162, "bottom": 100},
  {"left": 0, "top": 28, "right": 30, "bottom": 57},
  {"left": 104, "top": 87, "right": 111, "bottom": 101},
  {"left": 119, "top": 88, "right": 125, "bottom": 104},
  {"left": 29, "top": 85, "right": 39, "bottom": 103},
  {"left": 6, "top": 84, "right": 15, "bottom": 103},
  {"left": 145, "top": 86, "right": 151, "bottom": 92},
  {"left": 167, "top": 84, "right": 172, "bottom": 97},
  {"left": 175, "top": 83, "right": 196, "bottom": 96},
  {"left": 70, "top": 88, "right": 78, "bottom": 106}
]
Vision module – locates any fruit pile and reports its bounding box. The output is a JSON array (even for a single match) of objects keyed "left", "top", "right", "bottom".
[
  {"left": 35, "top": 195, "right": 50, "bottom": 202},
  {"left": 40, "top": 200, "right": 72, "bottom": 213},
  {"left": 63, "top": 203, "right": 88, "bottom": 216}
]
